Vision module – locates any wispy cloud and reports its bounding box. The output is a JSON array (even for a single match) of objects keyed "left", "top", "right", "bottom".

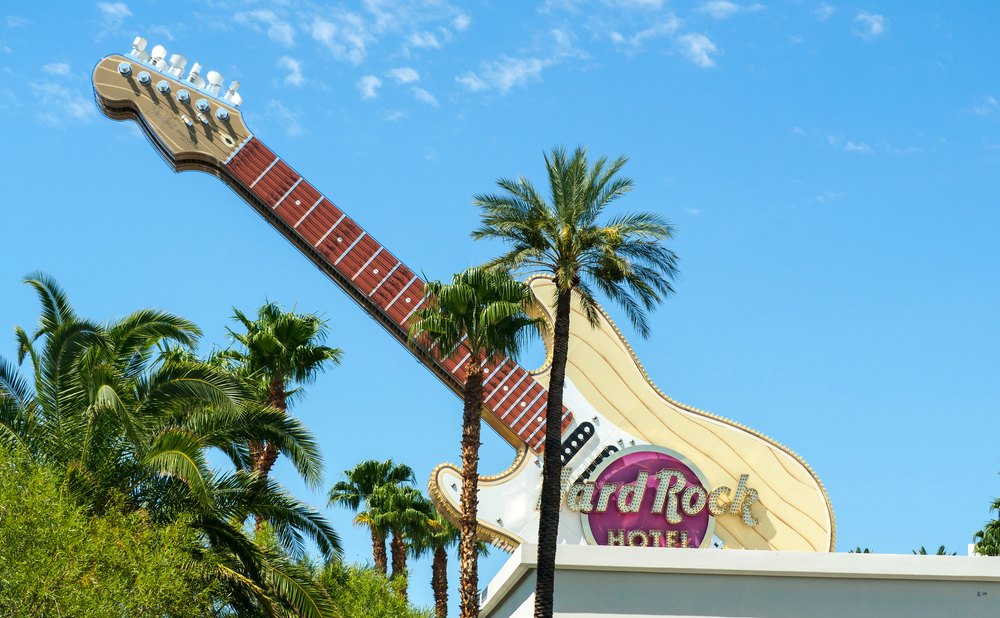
[
  {"left": 828, "top": 134, "right": 872, "bottom": 153},
  {"left": 267, "top": 99, "right": 302, "bottom": 136},
  {"left": 696, "top": 1, "right": 764, "bottom": 20},
  {"left": 235, "top": 9, "right": 296, "bottom": 47},
  {"left": 30, "top": 81, "right": 97, "bottom": 127},
  {"left": 407, "top": 31, "right": 441, "bottom": 49},
  {"left": 815, "top": 191, "right": 846, "bottom": 203},
  {"left": 357, "top": 75, "right": 382, "bottom": 99},
  {"left": 277, "top": 56, "right": 303, "bottom": 86},
  {"left": 413, "top": 87, "right": 438, "bottom": 106},
  {"left": 42, "top": 62, "right": 71, "bottom": 76},
  {"left": 386, "top": 67, "right": 420, "bottom": 84},
  {"left": 4, "top": 15, "right": 29, "bottom": 28},
  {"left": 685, "top": 207, "right": 702, "bottom": 215},
  {"left": 678, "top": 33, "right": 719, "bottom": 68},
  {"left": 457, "top": 27, "right": 584, "bottom": 94},
  {"left": 815, "top": 3, "right": 835, "bottom": 20},
  {"left": 309, "top": 12, "right": 371, "bottom": 64},
  {"left": 452, "top": 13, "right": 471, "bottom": 31},
  {"left": 612, "top": 0, "right": 665, "bottom": 9},
  {"left": 609, "top": 16, "right": 680, "bottom": 50},
  {"left": 970, "top": 95, "right": 998, "bottom": 116},
  {"left": 854, "top": 11, "right": 886, "bottom": 40},
  {"left": 96, "top": 2, "right": 131, "bottom": 39},
  {"left": 384, "top": 109, "right": 408, "bottom": 122}
]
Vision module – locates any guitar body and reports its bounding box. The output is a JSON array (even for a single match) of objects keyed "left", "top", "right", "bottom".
[
  {"left": 431, "top": 277, "right": 835, "bottom": 552},
  {"left": 92, "top": 46, "right": 835, "bottom": 555}
]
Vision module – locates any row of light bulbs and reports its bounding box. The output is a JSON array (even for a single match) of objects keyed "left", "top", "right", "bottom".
[{"left": 129, "top": 36, "right": 242, "bottom": 107}]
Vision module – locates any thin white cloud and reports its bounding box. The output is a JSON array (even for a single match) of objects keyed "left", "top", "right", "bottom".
[
  {"left": 357, "top": 74, "right": 382, "bottom": 99},
  {"left": 697, "top": 1, "right": 763, "bottom": 19},
  {"left": 235, "top": 9, "right": 296, "bottom": 47},
  {"left": 612, "top": 0, "right": 664, "bottom": 9},
  {"left": 267, "top": 99, "right": 302, "bottom": 136},
  {"left": 30, "top": 81, "right": 97, "bottom": 127},
  {"left": 678, "top": 33, "right": 718, "bottom": 68},
  {"left": 412, "top": 86, "right": 438, "bottom": 106},
  {"left": 970, "top": 95, "right": 998, "bottom": 116},
  {"left": 791, "top": 126, "right": 804, "bottom": 134},
  {"left": 384, "top": 109, "right": 408, "bottom": 122},
  {"left": 386, "top": 66, "right": 420, "bottom": 84},
  {"left": 4, "top": 15, "right": 29, "bottom": 28},
  {"left": 452, "top": 13, "right": 471, "bottom": 31},
  {"left": 149, "top": 25, "right": 173, "bottom": 41},
  {"left": 815, "top": 191, "right": 846, "bottom": 203},
  {"left": 854, "top": 11, "right": 885, "bottom": 40},
  {"left": 844, "top": 140, "right": 872, "bottom": 153},
  {"left": 815, "top": 3, "right": 835, "bottom": 20},
  {"left": 609, "top": 15, "right": 680, "bottom": 49},
  {"left": 42, "top": 62, "right": 71, "bottom": 76},
  {"left": 96, "top": 2, "right": 131, "bottom": 39},
  {"left": 277, "top": 56, "right": 303, "bottom": 86},
  {"left": 408, "top": 31, "right": 441, "bottom": 49},
  {"left": 310, "top": 13, "right": 371, "bottom": 64},
  {"left": 685, "top": 207, "right": 702, "bottom": 216},
  {"left": 457, "top": 56, "right": 549, "bottom": 93}
]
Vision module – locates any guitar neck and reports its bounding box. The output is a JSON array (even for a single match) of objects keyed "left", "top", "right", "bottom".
[{"left": 223, "top": 137, "right": 570, "bottom": 452}]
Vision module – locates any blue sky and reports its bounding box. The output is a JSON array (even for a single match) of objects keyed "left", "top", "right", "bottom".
[{"left": 1, "top": 0, "right": 999, "bottom": 612}]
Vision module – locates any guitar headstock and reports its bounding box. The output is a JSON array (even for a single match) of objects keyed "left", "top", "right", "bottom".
[{"left": 93, "top": 36, "right": 252, "bottom": 173}]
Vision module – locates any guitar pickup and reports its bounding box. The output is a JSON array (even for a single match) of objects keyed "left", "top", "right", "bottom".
[{"left": 560, "top": 422, "right": 595, "bottom": 466}]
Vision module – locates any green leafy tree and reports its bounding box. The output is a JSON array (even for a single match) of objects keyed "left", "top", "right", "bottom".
[
  {"left": 472, "top": 147, "right": 679, "bottom": 618},
  {"left": 974, "top": 498, "right": 1000, "bottom": 556},
  {"left": 848, "top": 547, "right": 874, "bottom": 553},
  {"left": 366, "top": 483, "right": 434, "bottom": 599},
  {"left": 227, "top": 302, "right": 343, "bottom": 480},
  {"left": 409, "top": 507, "right": 490, "bottom": 618},
  {"left": 0, "top": 274, "right": 341, "bottom": 617},
  {"left": 913, "top": 545, "right": 956, "bottom": 555},
  {"left": 317, "top": 561, "right": 433, "bottom": 618},
  {"left": 409, "top": 266, "right": 541, "bottom": 618},
  {"left": 329, "top": 459, "right": 416, "bottom": 574}
]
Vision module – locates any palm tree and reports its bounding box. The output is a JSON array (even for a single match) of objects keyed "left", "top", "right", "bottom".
[
  {"left": 328, "top": 459, "right": 416, "bottom": 574},
  {"left": 472, "top": 147, "right": 680, "bottom": 618},
  {"left": 410, "top": 507, "right": 490, "bottom": 618},
  {"left": 228, "top": 302, "right": 343, "bottom": 479},
  {"left": 365, "top": 483, "right": 434, "bottom": 600},
  {"left": 913, "top": 545, "right": 956, "bottom": 555},
  {"left": 0, "top": 274, "right": 341, "bottom": 617},
  {"left": 409, "top": 266, "right": 542, "bottom": 618},
  {"left": 975, "top": 498, "right": 1000, "bottom": 556}
]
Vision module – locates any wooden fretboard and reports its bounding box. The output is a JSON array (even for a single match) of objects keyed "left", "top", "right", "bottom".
[{"left": 225, "top": 137, "right": 571, "bottom": 452}]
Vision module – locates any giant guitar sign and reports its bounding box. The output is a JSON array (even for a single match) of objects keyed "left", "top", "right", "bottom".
[{"left": 92, "top": 38, "right": 836, "bottom": 553}]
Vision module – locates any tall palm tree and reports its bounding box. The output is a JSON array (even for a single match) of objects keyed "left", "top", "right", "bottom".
[
  {"left": 975, "top": 498, "right": 1000, "bottom": 556},
  {"left": 328, "top": 459, "right": 416, "bottom": 574},
  {"left": 365, "top": 483, "right": 434, "bottom": 600},
  {"left": 409, "top": 266, "right": 542, "bottom": 618},
  {"left": 228, "top": 302, "right": 343, "bottom": 479},
  {"left": 473, "top": 147, "right": 680, "bottom": 618},
  {"left": 0, "top": 274, "right": 341, "bottom": 617},
  {"left": 410, "top": 507, "right": 490, "bottom": 618}
]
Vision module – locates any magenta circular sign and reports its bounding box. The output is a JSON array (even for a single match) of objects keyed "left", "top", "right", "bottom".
[{"left": 580, "top": 446, "right": 714, "bottom": 548}]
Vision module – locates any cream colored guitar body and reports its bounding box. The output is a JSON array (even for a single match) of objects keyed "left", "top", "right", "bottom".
[{"left": 430, "top": 277, "right": 835, "bottom": 552}]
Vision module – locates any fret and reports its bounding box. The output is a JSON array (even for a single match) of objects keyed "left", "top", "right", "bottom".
[
  {"left": 401, "top": 294, "right": 427, "bottom": 325},
  {"left": 250, "top": 157, "right": 279, "bottom": 188},
  {"left": 370, "top": 262, "right": 402, "bottom": 297},
  {"left": 349, "top": 245, "right": 397, "bottom": 296},
  {"left": 451, "top": 348, "right": 472, "bottom": 374},
  {"left": 273, "top": 177, "right": 303, "bottom": 209},
  {"left": 484, "top": 360, "right": 515, "bottom": 399},
  {"left": 507, "top": 387, "right": 545, "bottom": 428},
  {"left": 494, "top": 372, "right": 529, "bottom": 413},
  {"left": 333, "top": 231, "right": 367, "bottom": 266},
  {"left": 228, "top": 140, "right": 274, "bottom": 185},
  {"left": 295, "top": 196, "right": 324, "bottom": 228},
  {"left": 524, "top": 415, "right": 547, "bottom": 442},
  {"left": 314, "top": 214, "right": 347, "bottom": 247},
  {"left": 352, "top": 247, "right": 383, "bottom": 281}
]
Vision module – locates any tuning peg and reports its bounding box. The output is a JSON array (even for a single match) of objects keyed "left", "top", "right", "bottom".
[
  {"left": 130, "top": 36, "right": 149, "bottom": 62},
  {"left": 150, "top": 44, "right": 168, "bottom": 70},
  {"left": 222, "top": 81, "right": 243, "bottom": 107},
  {"left": 205, "top": 70, "right": 223, "bottom": 96},
  {"left": 167, "top": 53, "right": 187, "bottom": 78},
  {"left": 185, "top": 63, "right": 205, "bottom": 89}
]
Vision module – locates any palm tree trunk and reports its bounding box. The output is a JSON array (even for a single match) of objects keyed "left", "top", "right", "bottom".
[
  {"left": 459, "top": 358, "right": 485, "bottom": 618},
  {"left": 390, "top": 532, "right": 408, "bottom": 598},
  {"left": 533, "top": 288, "right": 572, "bottom": 618},
  {"left": 372, "top": 526, "right": 388, "bottom": 575},
  {"left": 254, "top": 376, "right": 286, "bottom": 529},
  {"left": 432, "top": 544, "right": 448, "bottom": 618}
]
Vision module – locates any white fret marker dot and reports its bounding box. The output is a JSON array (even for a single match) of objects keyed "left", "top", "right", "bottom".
[
  {"left": 503, "top": 386, "right": 509, "bottom": 392},
  {"left": 337, "top": 237, "right": 343, "bottom": 243},
  {"left": 373, "top": 269, "right": 379, "bottom": 275},
  {"left": 405, "top": 298, "right": 411, "bottom": 303},
  {"left": 294, "top": 200, "right": 301, "bottom": 206},
  {"left": 537, "top": 416, "right": 543, "bottom": 422},
  {"left": 521, "top": 402, "right": 527, "bottom": 407}
]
